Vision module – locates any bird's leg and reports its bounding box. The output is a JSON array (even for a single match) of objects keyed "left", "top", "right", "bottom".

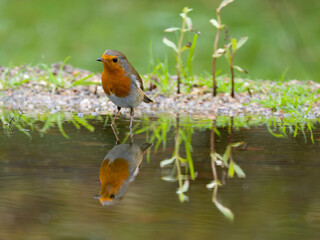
[
  {"left": 111, "top": 124, "right": 120, "bottom": 144},
  {"left": 129, "top": 108, "right": 134, "bottom": 138},
  {"left": 129, "top": 108, "right": 134, "bottom": 129},
  {"left": 111, "top": 106, "right": 121, "bottom": 126}
]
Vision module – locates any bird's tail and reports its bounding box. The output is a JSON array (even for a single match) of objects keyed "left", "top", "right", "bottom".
[
  {"left": 139, "top": 142, "right": 153, "bottom": 153},
  {"left": 143, "top": 94, "right": 153, "bottom": 103}
]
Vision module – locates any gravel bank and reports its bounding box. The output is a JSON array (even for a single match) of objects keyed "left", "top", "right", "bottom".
[{"left": 1, "top": 64, "right": 320, "bottom": 118}]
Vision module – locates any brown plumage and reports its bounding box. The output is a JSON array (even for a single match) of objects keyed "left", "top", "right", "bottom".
[{"left": 97, "top": 50, "right": 153, "bottom": 128}]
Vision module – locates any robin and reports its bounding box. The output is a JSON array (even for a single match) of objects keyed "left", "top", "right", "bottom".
[
  {"left": 94, "top": 142, "right": 152, "bottom": 206},
  {"left": 96, "top": 50, "right": 153, "bottom": 128}
]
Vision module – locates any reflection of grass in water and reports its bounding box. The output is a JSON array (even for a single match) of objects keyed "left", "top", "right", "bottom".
[
  {"left": 160, "top": 116, "right": 195, "bottom": 202},
  {"left": 131, "top": 114, "right": 319, "bottom": 216},
  {"left": 1, "top": 109, "right": 36, "bottom": 137},
  {"left": 39, "top": 112, "right": 96, "bottom": 139},
  {"left": 129, "top": 115, "right": 195, "bottom": 202},
  {"left": 0, "top": 109, "right": 99, "bottom": 139}
]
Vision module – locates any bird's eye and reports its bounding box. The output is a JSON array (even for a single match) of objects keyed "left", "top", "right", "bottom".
[
  {"left": 110, "top": 194, "right": 115, "bottom": 199},
  {"left": 112, "top": 58, "right": 118, "bottom": 63}
]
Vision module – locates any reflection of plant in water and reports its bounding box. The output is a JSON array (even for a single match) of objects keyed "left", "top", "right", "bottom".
[
  {"left": 266, "top": 116, "right": 318, "bottom": 144},
  {"left": 0, "top": 108, "right": 98, "bottom": 138},
  {"left": 132, "top": 114, "right": 319, "bottom": 207},
  {"left": 207, "top": 117, "right": 245, "bottom": 221},
  {"left": 131, "top": 115, "right": 195, "bottom": 202},
  {"left": 1, "top": 108, "right": 36, "bottom": 137},
  {"left": 160, "top": 116, "right": 195, "bottom": 202},
  {"left": 38, "top": 112, "right": 96, "bottom": 139}
]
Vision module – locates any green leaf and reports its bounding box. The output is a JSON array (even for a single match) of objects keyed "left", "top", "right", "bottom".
[
  {"left": 178, "top": 157, "right": 187, "bottom": 163},
  {"left": 231, "top": 38, "right": 237, "bottom": 52},
  {"left": 231, "top": 141, "right": 245, "bottom": 147},
  {"left": 180, "top": 12, "right": 186, "bottom": 19},
  {"left": 162, "top": 176, "right": 177, "bottom": 182},
  {"left": 73, "top": 116, "right": 95, "bottom": 132},
  {"left": 214, "top": 200, "right": 234, "bottom": 221},
  {"left": 212, "top": 48, "right": 226, "bottom": 58},
  {"left": 71, "top": 73, "right": 96, "bottom": 87},
  {"left": 185, "top": 17, "right": 192, "bottom": 30},
  {"left": 209, "top": 19, "right": 221, "bottom": 29},
  {"left": 178, "top": 192, "right": 189, "bottom": 202},
  {"left": 163, "top": 37, "right": 178, "bottom": 52},
  {"left": 206, "top": 181, "right": 217, "bottom": 189},
  {"left": 176, "top": 180, "right": 189, "bottom": 193},
  {"left": 228, "top": 160, "right": 235, "bottom": 177},
  {"left": 222, "top": 145, "right": 230, "bottom": 165},
  {"left": 233, "top": 65, "right": 248, "bottom": 74},
  {"left": 224, "top": 44, "right": 232, "bottom": 63},
  {"left": 214, "top": 152, "right": 223, "bottom": 161},
  {"left": 236, "top": 36, "right": 249, "bottom": 50},
  {"left": 218, "top": 0, "right": 234, "bottom": 12},
  {"left": 164, "top": 27, "right": 180, "bottom": 32},
  {"left": 206, "top": 180, "right": 222, "bottom": 189},
  {"left": 233, "top": 162, "right": 246, "bottom": 178},
  {"left": 182, "top": 7, "right": 193, "bottom": 14},
  {"left": 160, "top": 157, "right": 175, "bottom": 167}
]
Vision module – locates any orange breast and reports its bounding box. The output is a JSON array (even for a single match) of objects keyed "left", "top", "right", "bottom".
[
  {"left": 101, "top": 62, "right": 131, "bottom": 98},
  {"left": 99, "top": 158, "right": 129, "bottom": 198}
]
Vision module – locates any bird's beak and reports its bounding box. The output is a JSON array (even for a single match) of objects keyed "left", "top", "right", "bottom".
[
  {"left": 93, "top": 195, "right": 101, "bottom": 199},
  {"left": 96, "top": 58, "right": 104, "bottom": 62}
]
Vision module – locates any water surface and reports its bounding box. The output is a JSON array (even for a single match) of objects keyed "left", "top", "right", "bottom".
[{"left": 1, "top": 114, "right": 320, "bottom": 240}]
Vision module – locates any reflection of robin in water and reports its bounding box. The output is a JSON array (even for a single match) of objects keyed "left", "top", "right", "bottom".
[{"left": 95, "top": 142, "right": 152, "bottom": 206}]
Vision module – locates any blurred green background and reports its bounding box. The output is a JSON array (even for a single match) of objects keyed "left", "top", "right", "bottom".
[{"left": 0, "top": 0, "right": 319, "bottom": 81}]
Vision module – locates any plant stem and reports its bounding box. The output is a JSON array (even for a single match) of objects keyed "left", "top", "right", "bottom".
[
  {"left": 210, "top": 119, "right": 218, "bottom": 181},
  {"left": 210, "top": 119, "right": 219, "bottom": 202},
  {"left": 175, "top": 115, "right": 184, "bottom": 201},
  {"left": 230, "top": 52, "right": 235, "bottom": 98},
  {"left": 212, "top": 9, "right": 222, "bottom": 97},
  {"left": 176, "top": 17, "right": 186, "bottom": 94},
  {"left": 228, "top": 116, "right": 234, "bottom": 160}
]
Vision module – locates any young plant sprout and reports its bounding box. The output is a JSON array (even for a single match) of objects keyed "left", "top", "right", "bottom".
[
  {"left": 224, "top": 37, "right": 249, "bottom": 97},
  {"left": 210, "top": 0, "right": 234, "bottom": 97},
  {"left": 210, "top": 0, "right": 248, "bottom": 98},
  {"left": 163, "top": 7, "right": 198, "bottom": 94}
]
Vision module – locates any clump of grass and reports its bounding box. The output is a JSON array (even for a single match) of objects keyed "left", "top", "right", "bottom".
[
  {"left": 0, "top": 64, "right": 32, "bottom": 90},
  {"left": 40, "top": 56, "right": 98, "bottom": 93},
  {"left": 252, "top": 79, "right": 320, "bottom": 116},
  {"left": 210, "top": 0, "right": 248, "bottom": 97},
  {"left": 163, "top": 7, "right": 199, "bottom": 94},
  {"left": 145, "top": 45, "right": 174, "bottom": 94}
]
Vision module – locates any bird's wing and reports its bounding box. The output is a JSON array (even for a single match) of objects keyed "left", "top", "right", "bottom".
[{"left": 128, "top": 65, "right": 144, "bottom": 91}]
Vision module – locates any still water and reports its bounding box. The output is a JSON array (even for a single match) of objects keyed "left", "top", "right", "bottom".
[{"left": 1, "top": 114, "right": 320, "bottom": 240}]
